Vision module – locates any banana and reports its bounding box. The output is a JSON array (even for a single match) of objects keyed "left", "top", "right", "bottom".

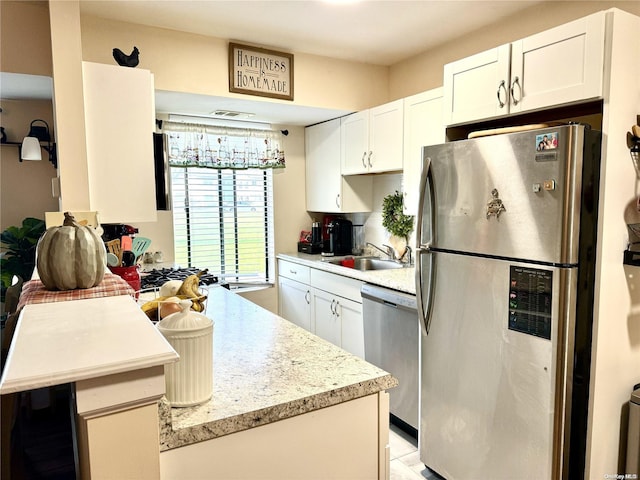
[
  {"left": 189, "top": 294, "right": 208, "bottom": 312},
  {"left": 141, "top": 272, "right": 209, "bottom": 319},
  {"left": 177, "top": 273, "right": 203, "bottom": 297}
]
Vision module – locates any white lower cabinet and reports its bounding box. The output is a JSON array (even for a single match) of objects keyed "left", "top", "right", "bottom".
[
  {"left": 312, "top": 288, "right": 364, "bottom": 358},
  {"left": 278, "top": 276, "right": 312, "bottom": 332},
  {"left": 278, "top": 259, "right": 365, "bottom": 358}
]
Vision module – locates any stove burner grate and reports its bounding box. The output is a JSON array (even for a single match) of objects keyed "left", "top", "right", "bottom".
[{"left": 140, "top": 267, "right": 219, "bottom": 290}]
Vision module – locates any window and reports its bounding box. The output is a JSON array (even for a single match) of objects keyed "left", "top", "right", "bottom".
[
  {"left": 171, "top": 166, "right": 275, "bottom": 284},
  {"left": 165, "top": 121, "right": 281, "bottom": 285}
]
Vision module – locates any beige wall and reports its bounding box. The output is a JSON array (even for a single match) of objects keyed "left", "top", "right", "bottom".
[
  {"left": 389, "top": 0, "right": 640, "bottom": 99},
  {"left": 79, "top": 14, "right": 389, "bottom": 112},
  {"left": 0, "top": 1, "right": 52, "bottom": 76},
  {"left": 0, "top": 99, "right": 58, "bottom": 232},
  {"left": 0, "top": 1, "right": 57, "bottom": 233}
]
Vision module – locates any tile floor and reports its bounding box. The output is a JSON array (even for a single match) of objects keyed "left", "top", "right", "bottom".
[{"left": 389, "top": 424, "right": 441, "bottom": 480}]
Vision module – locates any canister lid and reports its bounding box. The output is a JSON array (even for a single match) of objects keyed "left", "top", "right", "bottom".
[
  {"left": 157, "top": 300, "right": 213, "bottom": 331},
  {"left": 632, "top": 386, "right": 640, "bottom": 405}
]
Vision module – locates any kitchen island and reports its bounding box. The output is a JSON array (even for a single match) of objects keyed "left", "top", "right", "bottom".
[{"left": 159, "top": 286, "right": 397, "bottom": 479}]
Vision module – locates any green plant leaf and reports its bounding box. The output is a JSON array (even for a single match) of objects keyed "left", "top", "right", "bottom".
[{"left": 0, "top": 217, "right": 45, "bottom": 301}]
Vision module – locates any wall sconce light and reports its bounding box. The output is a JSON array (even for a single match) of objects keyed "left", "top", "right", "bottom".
[{"left": 21, "top": 119, "right": 57, "bottom": 168}]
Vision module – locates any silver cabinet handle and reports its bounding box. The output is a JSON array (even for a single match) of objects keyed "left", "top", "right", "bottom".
[
  {"left": 510, "top": 76, "right": 521, "bottom": 106},
  {"left": 496, "top": 80, "right": 507, "bottom": 108},
  {"left": 334, "top": 300, "right": 340, "bottom": 318},
  {"left": 305, "top": 290, "right": 310, "bottom": 304},
  {"left": 367, "top": 151, "right": 373, "bottom": 168},
  {"left": 361, "top": 152, "right": 367, "bottom": 168},
  {"left": 289, "top": 269, "right": 297, "bottom": 275},
  {"left": 330, "top": 299, "right": 336, "bottom": 315},
  {"left": 335, "top": 194, "right": 341, "bottom": 208}
]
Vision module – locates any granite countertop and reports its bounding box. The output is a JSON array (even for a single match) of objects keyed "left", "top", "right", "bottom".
[
  {"left": 159, "top": 287, "right": 397, "bottom": 451},
  {"left": 277, "top": 252, "right": 416, "bottom": 294}
]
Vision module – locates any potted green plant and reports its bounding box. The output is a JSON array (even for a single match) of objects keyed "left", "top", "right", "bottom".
[
  {"left": 382, "top": 191, "right": 414, "bottom": 259},
  {"left": 1, "top": 217, "right": 46, "bottom": 303}
]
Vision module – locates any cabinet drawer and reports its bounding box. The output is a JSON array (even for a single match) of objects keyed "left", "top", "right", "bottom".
[
  {"left": 311, "top": 269, "right": 363, "bottom": 302},
  {"left": 278, "top": 260, "right": 311, "bottom": 284}
]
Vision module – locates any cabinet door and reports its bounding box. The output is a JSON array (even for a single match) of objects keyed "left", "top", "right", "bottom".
[
  {"left": 312, "top": 289, "right": 341, "bottom": 347},
  {"left": 305, "top": 119, "right": 373, "bottom": 213},
  {"left": 338, "top": 296, "right": 364, "bottom": 359},
  {"left": 368, "top": 99, "right": 404, "bottom": 173},
  {"left": 402, "top": 89, "right": 444, "bottom": 215},
  {"left": 305, "top": 119, "right": 342, "bottom": 212},
  {"left": 510, "top": 11, "right": 605, "bottom": 114},
  {"left": 341, "top": 111, "right": 369, "bottom": 175},
  {"left": 278, "top": 276, "right": 313, "bottom": 332},
  {"left": 443, "top": 44, "right": 511, "bottom": 125},
  {"left": 82, "top": 62, "right": 157, "bottom": 223}
]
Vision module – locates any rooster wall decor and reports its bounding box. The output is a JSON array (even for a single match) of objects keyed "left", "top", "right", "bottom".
[{"left": 112, "top": 46, "right": 139, "bottom": 67}]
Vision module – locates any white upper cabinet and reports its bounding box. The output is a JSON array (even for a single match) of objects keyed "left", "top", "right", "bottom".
[
  {"left": 82, "top": 62, "right": 157, "bottom": 223},
  {"left": 341, "top": 110, "right": 369, "bottom": 174},
  {"left": 305, "top": 118, "right": 372, "bottom": 213},
  {"left": 509, "top": 13, "right": 605, "bottom": 114},
  {"left": 443, "top": 11, "right": 606, "bottom": 125},
  {"left": 341, "top": 99, "right": 404, "bottom": 175},
  {"left": 402, "top": 88, "right": 444, "bottom": 216},
  {"left": 443, "top": 44, "right": 512, "bottom": 125}
]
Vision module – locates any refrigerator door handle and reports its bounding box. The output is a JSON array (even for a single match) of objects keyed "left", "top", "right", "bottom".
[
  {"left": 415, "top": 155, "right": 435, "bottom": 335},
  {"left": 415, "top": 245, "right": 435, "bottom": 335}
]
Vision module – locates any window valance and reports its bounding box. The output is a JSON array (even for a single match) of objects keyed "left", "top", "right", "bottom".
[{"left": 162, "top": 121, "right": 285, "bottom": 169}]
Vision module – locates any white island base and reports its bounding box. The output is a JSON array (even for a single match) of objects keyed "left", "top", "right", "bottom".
[{"left": 161, "top": 392, "right": 390, "bottom": 479}]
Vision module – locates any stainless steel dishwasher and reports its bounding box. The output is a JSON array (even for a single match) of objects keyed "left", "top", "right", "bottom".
[{"left": 361, "top": 283, "right": 419, "bottom": 434}]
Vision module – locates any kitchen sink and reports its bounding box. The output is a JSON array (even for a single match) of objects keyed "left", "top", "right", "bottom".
[{"left": 327, "top": 256, "right": 405, "bottom": 271}]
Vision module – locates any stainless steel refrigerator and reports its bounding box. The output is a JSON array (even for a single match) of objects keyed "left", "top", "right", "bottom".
[{"left": 416, "top": 124, "right": 601, "bottom": 480}]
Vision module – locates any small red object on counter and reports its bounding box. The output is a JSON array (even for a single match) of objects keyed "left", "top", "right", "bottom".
[
  {"left": 109, "top": 265, "right": 141, "bottom": 298},
  {"left": 341, "top": 257, "right": 355, "bottom": 268}
]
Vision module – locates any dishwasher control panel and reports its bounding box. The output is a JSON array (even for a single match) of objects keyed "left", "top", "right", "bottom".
[{"left": 361, "top": 284, "right": 417, "bottom": 310}]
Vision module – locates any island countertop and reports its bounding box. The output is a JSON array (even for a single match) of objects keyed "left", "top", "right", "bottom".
[{"left": 159, "top": 286, "right": 397, "bottom": 451}]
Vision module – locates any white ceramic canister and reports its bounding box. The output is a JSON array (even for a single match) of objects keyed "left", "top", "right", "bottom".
[{"left": 157, "top": 300, "right": 214, "bottom": 407}]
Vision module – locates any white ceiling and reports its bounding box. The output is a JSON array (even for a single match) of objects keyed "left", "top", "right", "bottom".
[{"left": 2, "top": 0, "right": 546, "bottom": 126}]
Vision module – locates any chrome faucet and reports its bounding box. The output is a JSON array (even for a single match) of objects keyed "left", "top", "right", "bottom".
[
  {"left": 366, "top": 242, "right": 396, "bottom": 260},
  {"left": 404, "top": 245, "right": 412, "bottom": 266}
]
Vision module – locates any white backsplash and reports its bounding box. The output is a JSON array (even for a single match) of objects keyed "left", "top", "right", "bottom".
[{"left": 346, "top": 173, "right": 416, "bottom": 257}]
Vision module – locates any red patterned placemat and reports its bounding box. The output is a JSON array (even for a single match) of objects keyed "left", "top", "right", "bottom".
[{"left": 17, "top": 273, "right": 135, "bottom": 312}]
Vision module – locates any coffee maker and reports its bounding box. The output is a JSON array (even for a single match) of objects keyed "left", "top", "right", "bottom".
[{"left": 324, "top": 218, "right": 353, "bottom": 256}]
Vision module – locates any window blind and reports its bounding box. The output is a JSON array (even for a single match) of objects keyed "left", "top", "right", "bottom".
[{"left": 171, "top": 166, "right": 275, "bottom": 284}]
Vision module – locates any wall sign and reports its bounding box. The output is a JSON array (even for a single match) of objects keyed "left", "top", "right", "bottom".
[{"left": 228, "top": 42, "right": 294, "bottom": 101}]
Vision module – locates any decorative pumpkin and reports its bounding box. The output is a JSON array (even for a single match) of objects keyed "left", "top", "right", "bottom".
[{"left": 36, "top": 212, "right": 107, "bottom": 291}]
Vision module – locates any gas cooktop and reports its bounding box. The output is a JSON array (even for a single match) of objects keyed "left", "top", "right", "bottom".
[{"left": 140, "top": 267, "right": 219, "bottom": 290}]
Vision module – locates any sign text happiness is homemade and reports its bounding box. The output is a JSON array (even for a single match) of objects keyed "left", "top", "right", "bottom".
[{"left": 229, "top": 43, "right": 294, "bottom": 101}]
